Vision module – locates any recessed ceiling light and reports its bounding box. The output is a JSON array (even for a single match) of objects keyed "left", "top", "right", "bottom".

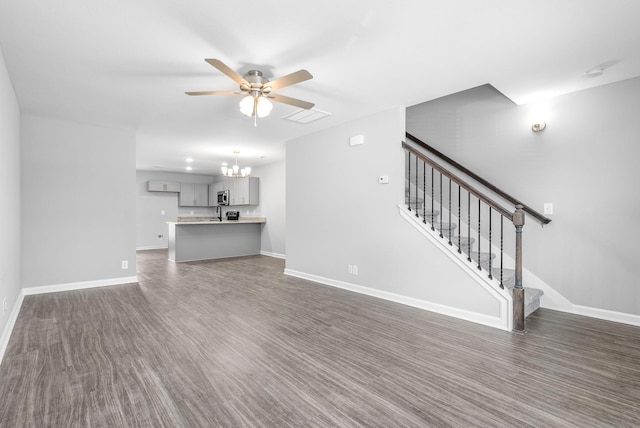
[{"left": 186, "top": 157, "right": 193, "bottom": 163}]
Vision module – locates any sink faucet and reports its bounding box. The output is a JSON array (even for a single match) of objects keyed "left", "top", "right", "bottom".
[{"left": 216, "top": 206, "right": 222, "bottom": 222}]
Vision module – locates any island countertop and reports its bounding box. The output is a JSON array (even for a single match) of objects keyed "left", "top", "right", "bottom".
[
  {"left": 167, "top": 217, "right": 266, "bottom": 225},
  {"left": 167, "top": 217, "right": 265, "bottom": 262}
]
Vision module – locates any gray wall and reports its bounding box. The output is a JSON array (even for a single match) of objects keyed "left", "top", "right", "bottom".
[
  {"left": 21, "top": 115, "right": 137, "bottom": 288},
  {"left": 136, "top": 170, "right": 216, "bottom": 249},
  {"left": 253, "top": 160, "right": 286, "bottom": 257},
  {"left": 407, "top": 78, "right": 640, "bottom": 316},
  {"left": 0, "top": 46, "right": 21, "bottom": 338},
  {"left": 286, "top": 108, "right": 500, "bottom": 317}
]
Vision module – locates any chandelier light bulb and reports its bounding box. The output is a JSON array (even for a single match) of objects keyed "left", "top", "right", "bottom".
[{"left": 221, "top": 150, "right": 251, "bottom": 178}]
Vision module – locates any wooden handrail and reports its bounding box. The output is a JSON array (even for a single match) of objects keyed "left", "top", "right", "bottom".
[
  {"left": 405, "top": 132, "right": 551, "bottom": 225},
  {"left": 402, "top": 142, "right": 514, "bottom": 221}
]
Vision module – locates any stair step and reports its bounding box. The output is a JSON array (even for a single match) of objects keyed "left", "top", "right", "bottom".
[
  {"left": 469, "top": 252, "right": 496, "bottom": 271},
  {"left": 487, "top": 267, "right": 543, "bottom": 317},
  {"left": 452, "top": 236, "right": 475, "bottom": 251},
  {"left": 432, "top": 222, "right": 456, "bottom": 232},
  {"left": 524, "top": 288, "right": 544, "bottom": 317},
  {"left": 492, "top": 268, "right": 516, "bottom": 288}
]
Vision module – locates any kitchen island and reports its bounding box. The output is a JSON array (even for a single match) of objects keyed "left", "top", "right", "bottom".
[{"left": 167, "top": 217, "right": 266, "bottom": 262}]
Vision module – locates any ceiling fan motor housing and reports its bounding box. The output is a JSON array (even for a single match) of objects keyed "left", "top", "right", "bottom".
[{"left": 241, "top": 70, "right": 270, "bottom": 95}]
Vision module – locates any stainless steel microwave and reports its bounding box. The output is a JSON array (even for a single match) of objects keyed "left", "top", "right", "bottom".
[{"left": 217, "top": 189, "right": 229, "bottom": 205}]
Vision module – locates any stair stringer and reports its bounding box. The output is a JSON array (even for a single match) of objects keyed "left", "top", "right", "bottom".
[{"left": 399, "top": 205, "right": 513, "bottom": 331}]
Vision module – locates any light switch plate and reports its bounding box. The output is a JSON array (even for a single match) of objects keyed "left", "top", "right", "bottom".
[{"left": 544, "top": 203, "right": 553, "bottom": 215}]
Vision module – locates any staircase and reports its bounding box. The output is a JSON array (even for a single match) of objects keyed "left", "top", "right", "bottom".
[
  {"left": 408, "top": 205, "right": 544, "bottom": 319},
  {"left": 403, "top": 133, "right": 551, "bottom": 331}
]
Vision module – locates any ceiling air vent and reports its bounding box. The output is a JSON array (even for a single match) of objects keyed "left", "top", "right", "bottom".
[{"left": 283, "top": 108, "right": 331, "bottom": 124}]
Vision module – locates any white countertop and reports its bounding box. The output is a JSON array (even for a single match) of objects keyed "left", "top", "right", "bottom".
[{"left": 168, "top": 217, "right": 266, "bottom": 225}]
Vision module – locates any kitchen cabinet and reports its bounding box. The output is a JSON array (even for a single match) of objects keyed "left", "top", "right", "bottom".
[
  {"left": 179, "top": 183, "right": 209, "bottom": 206},
  {"left": 208, "top": 182, "right": 225, "bottom": 207},
  {"left": 208, "top": 177, "right": 260, "bottom": 206},
  {"left": 231, "top": 177, "right": 259, "bottom": 206},
  {"left": 147, "top": 180, "right": 180, "bottom": 192}
]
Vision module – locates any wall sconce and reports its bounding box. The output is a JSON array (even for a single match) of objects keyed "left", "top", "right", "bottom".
[{"left": 531, "top": 122, "right": 546, "bottom": 132}]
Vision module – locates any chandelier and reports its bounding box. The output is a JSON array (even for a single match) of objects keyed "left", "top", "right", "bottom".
[{"left": 221, "top": 150, "right": 251, "bottom": 178}]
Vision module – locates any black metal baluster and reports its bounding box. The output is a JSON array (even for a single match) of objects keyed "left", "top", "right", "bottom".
[
  {"left": 422, "top": 160, "right": 426, "bottom": 224},
  {"left": 407, "top": 151, "right": 411, "bottom": 211},
  {"left": 415, "top": 155, "right": 419, "bottom": 217},
  {"left": 439, "top": 172, "right": 443, "bottom": 238},
  {"left": 467, "top": 192, "right": 471, "bottom": 262},
  {"left": 448, "top": 178, "right": 452, "bottom": 245},
  {"left": 488, "top": 207, "right": 493, "bottom": 279},
  {"left": 477, "top": 198, "right": 482, "bottom": 270},
  {"left": 500, "top": 215, "right": 504, "bottom": 289},
  {"left": 457, "top": 184, "right": 462, "bottom": 253},
  {"left": 431, "top": 168, "right": 435, "bottom": 230}
]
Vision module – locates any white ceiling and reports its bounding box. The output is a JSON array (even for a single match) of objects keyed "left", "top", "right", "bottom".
[{"left": 1, "top": 0, "right": 639, "bottom": 175}]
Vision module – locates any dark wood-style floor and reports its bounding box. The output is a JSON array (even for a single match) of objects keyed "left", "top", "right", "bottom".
[{"left": 1, "top": 250, "right": 639, "bottom": 427}]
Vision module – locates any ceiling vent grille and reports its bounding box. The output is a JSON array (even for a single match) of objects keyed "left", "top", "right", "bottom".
[{"left": 283, "top": 108, "right": 331, "bottom": 124}]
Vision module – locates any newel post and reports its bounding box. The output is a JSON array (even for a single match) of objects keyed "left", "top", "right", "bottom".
[{"left": 513, "top": 204, "right": 525, "bottom": 332}]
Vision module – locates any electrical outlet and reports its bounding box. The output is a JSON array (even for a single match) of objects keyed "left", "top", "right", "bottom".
[
  {"left": 353, "top": 265, "right": 359, "bottom": 275},
  {"left": 2, "top": 298, "right": 7, "bottom": 313},
  {"left": 121, "top": 260, "right": 129, "bottom": 269},
  {"left": 348, "top": 264, "right": 353, "bottom": 274}
]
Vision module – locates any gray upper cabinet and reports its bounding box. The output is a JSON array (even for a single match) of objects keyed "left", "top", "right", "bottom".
[
  {"left": 232, "top": 177, "right": 259, "bottom": 206},
  {"left": 208, "top": 177, "right": 259, "bottom": 206},
  {"left": 179, "top": 183, "right": 209, "bottom": 207},
  {"left": 208, "top": 182, "right": 225, "bottom": 207},
  {"left": 148, "top": 180, "right": 180, "bottom": 192}
]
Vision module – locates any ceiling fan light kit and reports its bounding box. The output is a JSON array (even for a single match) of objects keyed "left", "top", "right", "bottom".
[
  {"left": 239, "top": 95, "right": 273, "bottom": 118},
  {"left": 186, "top": 59, "right": 314, "bottom": 126}
]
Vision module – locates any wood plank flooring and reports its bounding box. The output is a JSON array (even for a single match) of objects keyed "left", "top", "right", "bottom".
[{"left": 1, "top": 249, "right": 639, "bottom": 427}]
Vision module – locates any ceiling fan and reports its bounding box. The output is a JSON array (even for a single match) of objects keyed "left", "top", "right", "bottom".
[{"left": 186, "top": 58, "right": 315, "bottom": 126}]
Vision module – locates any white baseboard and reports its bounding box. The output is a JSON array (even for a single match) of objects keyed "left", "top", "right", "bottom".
[
  {"left": 23, "top": 276, "right": 138, "bottom": 296},
  {"left": 260, "top": 250, "right": 286, "bottom": 259},
  {"left": 571, "top": 304, "right": 640, "bottom": 327},
  {"left": 0, "top": 289, "right": 25, "bottom": 366},
  {"left": 136, "top": 245, "right": 167, "bottom": 251},
  {"left": 284, "top": 269, "right": 508, "bottom": 331}
]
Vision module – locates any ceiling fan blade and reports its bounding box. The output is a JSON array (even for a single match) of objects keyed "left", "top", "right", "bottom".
[
  {"left": 263, "top": 70, "right": 313, "bottom": 91},
  {"left": 205, "top": 59, "right": 248, "bottom": 85},
  {"left": 268, "top": 94, "right": 315, "bottom": 110},
  {"left": 185, "top": 90, "right": 238, "bottom": 96}
]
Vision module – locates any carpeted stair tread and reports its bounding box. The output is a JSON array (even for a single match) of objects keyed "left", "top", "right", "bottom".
[
  {"left": 453, "top": 236, "right": 475, "bottom": 250},
  {"left": 489, "top": 267, "right": 543, "bottom": 317},
  {"left": 466, "top": 252, "right": 496, "bottom": 271}
]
